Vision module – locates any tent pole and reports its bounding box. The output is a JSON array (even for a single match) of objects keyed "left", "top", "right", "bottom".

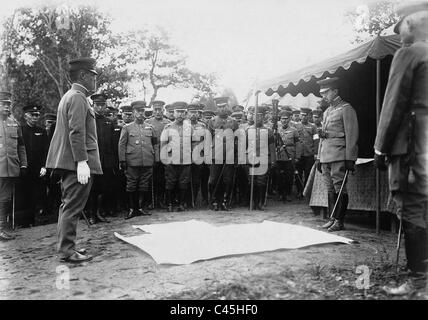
[{"left": 376, "top": 59, "right": 381, "bottom": 235}]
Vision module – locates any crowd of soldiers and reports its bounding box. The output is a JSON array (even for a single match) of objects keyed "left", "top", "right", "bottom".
[{"left": 0, "top": 89, "right": 328, "bottom": 235}]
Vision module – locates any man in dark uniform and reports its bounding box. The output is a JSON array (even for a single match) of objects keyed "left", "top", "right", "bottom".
[
  {"left": 374, "top": 2, "right": 428, "bottom": 278},
  {"left": 200, "top": 110, "right": 215, "bottom": 205},
  {"left": 296, "top": 107, "right": 317, "bottom": 190},
  {"left": 207, "top": 97, "right": 238, "bottom": 211},
  {"left": 247, "top": 106, "right": 276, "bottom": 210},
  {"left": 21, "top": 104, "right": 49, "bottom": 225},
  {"left": 277, "top": 110, "right": 301, "bottom": 202},
  {"left": 0, "top": 91, "right": 28, "bottom": 240},
  {"left": 146, "top": 100, "right": 170, "bottom": 209},
  {"left": 188, "top": 103, "right": 207, "bottom": 208},
  {"left": 160, "top": 102, "right": 192, "bottom": 212},
  {"left": 315, "top": 77, "right": 359, "bottom": 232},
  {"left": 87, "top": 93, "right": 113, "bottom": 224},
  {"left": 45, "top": 57, "right": 102, "bottom": 263},
  {"left": 119, "top": 101, "right": 156, "bottom": 219}
]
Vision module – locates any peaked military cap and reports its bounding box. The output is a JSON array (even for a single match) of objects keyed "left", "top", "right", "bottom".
[
  {"left": 69, "top": 57, "right": 98, "bottom": 75},
  {"left": 131, "top": 100, "right": 147, "bottom": 110},
  {"left": 232, "top": 105, "right": 244, "bottom": 112},
  {"left": 213, "top": 97, "right": 229, "bottom": 108},
  {"left": 231, "top": 111, "right": 244, "bottom": 119},
  {"left": 187, "top": 103, "right": 202, "bottom": 111},
  {"left": 0, "top": 91, "right": 12, "bottom": 104},
  {"left": 300, "top": 107, "right": 312, "bottom": 115},
  {"left": 23, "top": 104, "right": 42, "bottom": 113},
  {"left": 120, "top": 105, "right": 133, "bottom": 113},
  {"left": 279, "top": 110, "right": 292, "bottom": 118},
  {"left": 45, "top": 113, "right": 57, "bottom": 120},
  {"left": 312, "top": 109, "right": 323, "bottom": 117},
  {"left": 317, "top": 77, "right": 339, "bottom": 93},
  {"left": 394, "top": 1, "right": 428, "bottom": 33},
  {"left": 164, "top": 104, "right": 173, "bottom": 111},
  {"left": 292, "top": 110, "right": 300, "bottom": 115},
  {"left": 247, "top": 106, "right": 255, "bottom": 112},
  {"left": 152, "top": 100, "right": 166, "bottom": 108},
  {"left": 171, "top": 101, "right": 188, "bottom": 110},
  {"left": 202, "top": 110, "right": 215, "bottom": 117},
  {"left": 90, "top": 93, "right": 107, "bottom": 103}
]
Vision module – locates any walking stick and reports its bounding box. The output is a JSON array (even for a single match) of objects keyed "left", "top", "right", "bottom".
[
  {"left": 395, "top": 217, "right": 403, "bottom": 275},
  {"left": 263, "top": 172, "right": 270, "bottom": 206},
  {"left": 151, "top": 167, "right": 155, "bottom": 209},
  {"left": 228, "top": 165, "right": 237, "bottom": 208},
  {"left": 190, "top": 167, "right": 195, "bottom": 208},
  {"left": 329, "top": 170, "right": 349, "bottom": 219},
  {"left": 80, "top": 210, "right": 91, "bottom": 228},
  {"left": 12, "top": 183, "right": 15, "bottom": 230}
]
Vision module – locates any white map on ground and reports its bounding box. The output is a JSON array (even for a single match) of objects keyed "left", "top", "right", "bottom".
[{"left": 114, "top": 220, "right": 354, "bottom": 265}]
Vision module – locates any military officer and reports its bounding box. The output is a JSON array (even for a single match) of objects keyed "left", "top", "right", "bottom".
[
  {"left": 120, "top": 104, "right": 134, "bottom": 124},
  {"left": 276, "top": 110, "right": 301, "bottom": 202},
  {"left": 45, "top": 57, "right": 102, "bottom": 263},
  {"left": 87, "top": 93, "right": 114, "bottom": 224},
  {"left": 201, "top": 110, "right": 215, "bottom": 124},
  {"left": 165, "top": 104, "right": 175, "bottom": 121},
  {"left": 247, "top": 106, "right": 276, "bottom": 210},
  {"left": 231, "top": 111, "right": 244, "bottom": 125},
  {"left": 315, "top": 77, "right": 359, "bottom": 232},
  {"left": 119, "top": 100, "right": 156, "bottom": 220},
  {"left": 0, "top": 91, "right": 28, "bottom": 240},
  {"left": 21, "top": 104, "right": 49, "bottom": 225},
  {"left": 160, "top": 102, "right": 192, "bottom": 212},
  {"left": 207, "top": 97, "right": 238, "bottom": 211},
  {"left": 312, "top": 108, "right": 323, "bottom": 154},
  {"left": 296, "top": 107, "right": 317, "bottom": 189},
  {"left": 146, "top": 100, "right": 171, "bottom": 208},
  {"left": 188, "top": 103, "right": 207, "bottom": 207},
  {"left": 374, "top": 2, "right": 428, "bottom": 277}
]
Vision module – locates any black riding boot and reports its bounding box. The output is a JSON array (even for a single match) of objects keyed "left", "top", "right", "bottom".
[
  {"left": 139, "top": 192, "right": 152, "bottom": 216},
  {"left": 125, "top": 192, "right": 137, "bottom": 220},
  {"left": 403, "top": 220, "right": 428, "bottom": 274},
  {"left": 322, "top": 192, "right": 337, "bottom": 228},
  {"left": 178, "top": 189, "right": 187, "bottom": 212},
  {"left": 96, "top": 194, "right": 109, "bottom": 223},
  {"left": 165, "top": 190, "right": 174, "bottom": 212},
  {"left": 0, "top": 202, "right": 14, "bottom": 241},
  {"left": 328, "top": 193, "right": 348, "bottom": 232}
]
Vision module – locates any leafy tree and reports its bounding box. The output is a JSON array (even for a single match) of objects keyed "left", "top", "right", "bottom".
[{"left": 346, "top": 0, "right": 399, "bottom": 43}]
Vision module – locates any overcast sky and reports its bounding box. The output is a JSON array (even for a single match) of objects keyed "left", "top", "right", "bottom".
[{"left": 2, "top": 0, "right": 396, "bottom": 104}]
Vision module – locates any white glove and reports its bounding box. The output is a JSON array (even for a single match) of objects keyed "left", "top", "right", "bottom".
[
  {"left": 39, "top": 167, "right": 47, "bottom": 177},
  {"left": 77, "top": 161, "right": 90, "bottom": 185}
]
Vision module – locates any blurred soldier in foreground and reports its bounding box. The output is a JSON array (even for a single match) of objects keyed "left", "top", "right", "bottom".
[
  {"left": 0, "top": 91, "right": 28, "bottom": 240},
  {"left": 374, "top": 2, "right": 428, "bottom": 279},
  {"left": 146, "top": 100, "right": 170, "bottom": 209},
  {"left": 45, "top": 58, "right": 101, "bottom": 263},
  {"left": 119, "top": 101, "right": 156, "bottom": 220},
  {"left": 21, "top": 104, "right": 49, "bottom": 225},
  {"left": 315, "top": 77, "right": 359, "bottom": 232}
]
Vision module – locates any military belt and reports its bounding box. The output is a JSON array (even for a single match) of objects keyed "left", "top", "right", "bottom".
[{"left": 324, "top": 131, "right": 345, "bottom": 138}]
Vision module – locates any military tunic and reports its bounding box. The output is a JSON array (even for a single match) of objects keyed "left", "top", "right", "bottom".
[{"left": 118, "top": 121, "right": 156, "bottom": 192}]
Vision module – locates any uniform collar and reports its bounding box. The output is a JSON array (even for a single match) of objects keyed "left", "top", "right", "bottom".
[
  {"left": 72, "top": 83, "right": 90, "bottom": 96},
  {"left": 331, "top": 96, "right": 342, "bottom": 108}
]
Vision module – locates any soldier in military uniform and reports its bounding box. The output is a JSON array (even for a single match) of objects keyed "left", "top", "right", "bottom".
[
  {"left": 160, "top": 102, "right": 192, "bottom": 212},
  {"left": 119, "top": 101, "right": 156, "bottom": 220},
  {"left": 165, "top": 104, "right": 175, "bottom": 121},
  {"left": 312, "top": 108, "right": 323, "bottom": 153},
  {"left": 199, "top": 110, "right": 215, "bottom": 205},
  {"left": 201, "top": 110, "right": 215, "bottom": 124},
  {"left": 45, "top": 58, "right": 102, "bottom": 263},
  {"left": 207, "top": 97, "right": 238, "bottom": 211},
  {"left": 247, "top": 106, "right": 276, "bottom": 210},
  {"left": 120, "top": 104, "right": 134, "bottom": 124},
  {"left": 21, "top": 104, "right": 49, "bottom": 225},
  {"left": 296, "top": 107, "right": 317, "bottom": 190},
  {"left": 276, "top": 110, "right": 301, "bottom": 202},
  {"left": 0, "top": 91, "right": 28, "bottom": 240},
  {"left": 146, "top": 100, "right": 170, "bottom": 209},
  {"left": 86, "top": 94, "right": 114, "bottom": 224},
  {"left": 374, "top": 3, "right": 428, "bottom": 277},
  {"left": 315, "top": 77, "right": 359, "bottom": 232}
]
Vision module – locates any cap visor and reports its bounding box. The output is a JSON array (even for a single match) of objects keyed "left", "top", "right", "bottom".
[
  {"left": 88, "top": 69, "right": 98, "bottom": 75},
  {"left": 319, "top": 88, "right": 330, "bottom": 93}
]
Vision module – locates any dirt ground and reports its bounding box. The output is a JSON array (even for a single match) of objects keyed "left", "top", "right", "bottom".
[{"left": 0, "top": 198, "right": 427, "bottom": 300}]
